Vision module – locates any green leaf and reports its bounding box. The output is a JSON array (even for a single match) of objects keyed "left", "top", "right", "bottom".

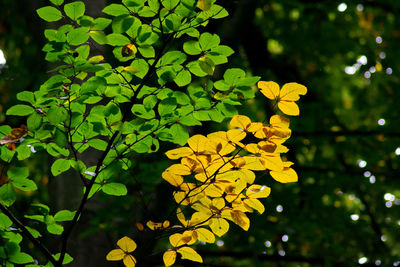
[
  {"left": 138, "top": 45, "right": 155, "bottom": 58},
  {"left": 174, "top": 69, "right": 192, "bottom": 87},
  {"left": 89, "top": 30, "right": 108, "bottom": 45},
  {"left": 87, "top": 139, "right": 108, "bottom": 151},
  {"left": 51, "top": 159, "right": 71, "bottom": 176},
  {"left": 183, "top": 40, "right": 202, "bottom": 55},
  {"left": 64, "top": 1, "right": 85, "bottom": 21},
  {"left": 36, "top": 6, "right": 62, "bottom": 22},
  {"left": 0, "top": 213, "right": 12, "bottom": 229},
  {"left": 169, "top": 124, "right": 189, "bottom": 145},
  {"left": 198, "top": 57, "right": 215, "bottom": 75},
  {"left": 53, "top": 253, "right": 74, "bottom": 264},
  {"left": 131, "top": 104, "right": 155, "bottom": 119},
  {"left": 107, "top": 33, "right": 131, "bottom": 46},
  {"left": 54, "top": 210, "right": 76, "bottom": 222},
  {"left": 47, "top": 222, "right": 64, "bottom": 235},
  {"left": 25, "top": 226, "right": 42, "bottom": 238},
  {"left": 199, "top": 32, "right": 220, "bottom": 51},
  {"left": 67, "top": 27, "right": 89, "bottom": 46},
  {"left": 102, "top": 183, "right": 127, "bottom": 196},
  {"left": 54, "top": 127, "right": 67, "bottom": 148},
  {"left": 16, "top": 91, "right": 35, "bottom": 105},
  {"left": 162, "top": 0, "right": 180, "bottom": 10},
  {"left": 11, "top": 179, "right": 37, "bottom": 192},
  {"left": 81, "top": 76, "right": 107, "bottom": 95},
  {"left": 224, "top": 68, "right": 245, "bottom": 85},
  {"left": 187, "top": 61, "right": 207, "bottom": 77},
  {"left": 6, "top": 105, "right": 34, "bottom": 116},
  {"left": 9, "top": 252, "right": 34, "bottom": 264},
  {"left": 7, "top": 167, "right": 29, "bottom": 180},
  {"left": 92, "top": 18, "right": 112, "bottom": 31},
  {"left": 27, "top": 112, "right": 42, "bottom": 131},
  {"left": 47, "top": 106, "right": 68, "bottom": 125},
  {"left": 50, "top": 0, "right": 64, "bottom": 5},
  {"left": 158, "top": 97, "right": 177, "bottom": 117},
  {"left": 179, "top": 114, "right": 202, "bottom": 126},
  {"left": 102, "top": 4, "right": 130, "bottom": 16},
  {"left": 0, "top": 184, "right": 16, "bottom": 207}
]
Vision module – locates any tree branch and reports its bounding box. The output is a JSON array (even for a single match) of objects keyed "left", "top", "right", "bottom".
[{"left": 0, "top": 203, "right": 57, "bottom": 266}]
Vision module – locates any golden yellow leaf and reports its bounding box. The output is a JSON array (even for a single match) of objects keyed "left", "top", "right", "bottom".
[
  {"left": 117, "top": 236, "right": 137, "bottom": 253},
  {"left": 146, "top": 220, "right": 170, "bottom": 230},
  {"left": 246, "top": 185, "right": 271, "bottom": 198},
  {"left": 209, "top": 218, "right": 229, "bottom": 237},
  {"left": 230, "top": 210, "right": 250, "bottom": 230},
  {"left": 270, "top": 166, "right": 298, "bottom": 183},
  {"left": 244, "top": 198, "right": 265, "bottom": 214},
  {"left": 123, "top": 254, "right": 136, "bottom": 267},
  {"left": 258, "top": 81, "right": 280, "bottom": 100},
  {"left": 169, "top": 233, "right": 185, "bottom": 247},
  {"left": 163, "top": 250, "right": 177, "bottom": 267},
  {"left": 106, "top": 249, "right": 125, "bottom": 261},
  {"left": 165, "top": 147, "right": 193, "bottom": 159},
  {"left": 230, "top": 115, "right": 252, "bottom": 131},
  {"left": 188, "top": 134, "right": 209, "bottom": 153},
  {"left": 177, "top": 246, "right": 203, "bottom": 263},
  {"left": 258, "top": 81, "right": 307, "bottom": 116},
  {"left": 195, "top": 227, "right": 215, "bottom": 243},
  {"left": 162, "top": 171, "right": 183, "bottom": 187}
]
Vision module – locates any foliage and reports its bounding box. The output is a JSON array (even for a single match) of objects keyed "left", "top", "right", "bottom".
[{"left": 0, "top": 0, "right": 307, "bottom": 266}]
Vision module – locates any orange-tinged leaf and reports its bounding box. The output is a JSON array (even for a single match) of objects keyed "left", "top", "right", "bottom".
[
  {"left": 88, "top": 55, "right": 104, "bottom": 63},
  {"left": 123, "top": 254, "right": 137, "bottom": 267},
  {"left": 163, "top": 250, "right": 177, "bottom": 267},
  {"left": 196, "top": 227, "right": 215, "bottom": 243},
  {"left": 258, "top": 81, "right": 280, "bottom": 100},
  {"left": 230, "top": 115, "right": 252, "bottom": 131},
  {"left": 117, "top": 236, "right": 137, "bottom": 253},
  {"left": 136, "top": 222, "right": 144, "bottom": 231},
  {"left": 106, "top": 249, "right": 125, "bottom": 261},
  {"left": 270, "top": 167, "right": 298, "bottom": 183},
  {"left": 177, "top": 246, "right": 203, "bottom": 263}
]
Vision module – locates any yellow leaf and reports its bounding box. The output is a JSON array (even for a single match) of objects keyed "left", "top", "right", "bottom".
[
  {"left": 169, "top": 233, "right": 185, "bottom": 247},
  {"left": 177, "top": 246, "right": 203, "bottom": 263},
  {"left": 209, "top": 218, "right": 229, "bottom": 237},
  {"left": 165, "top": 147, "right": 193, "bottom": 159},
  {"left": 146, "top": 220, "right": 170, "bottom": 230},
  {"left": 163, "top": 250, "right": 177, "bottom": 267},
  {"left": 117, "top": 236, "right": 137, "bottom": 253},
  {"left": 167, "top": 164, "right": 191, "bottom": 175},
  {"left": 123, "top": 254, "right": 136, "bottom": 267},
  {"left": 162, "top": 171, "right": 184, "bottom": 187},
  {"left": 246, "top": 185, "right": 271, "bottom": 198},
  {"left": 270, "top": 167, "right": 298, "bottom": 183},
  {"left": 258, "top": 81, "right": 280, "bottom": 100},
  {"left": 197, "top": 0, "right": 212, "bottom": 11},
  {"left": 195, "top": 227, "right": 215, "bottom": 243},
  {"left": 258, "top": 81, "right": 307, "bottom": 116},
  {"left": 230, "top": 210, "right": 250, "bottom": 231},
  {"left": 106, "top": 249, "right": 125, "bottom": 261},
  {"left": 244, "top": 198, "right": 265, "bottom": 214},
  {"left": 188, "top": 134, "right": 209, "bottom": 153},
  {"left": 230, "top": 115, "right": 252, "bottom": 131},
  {"left": 280, "top": 82, "right": 307, "bottom": 101}
]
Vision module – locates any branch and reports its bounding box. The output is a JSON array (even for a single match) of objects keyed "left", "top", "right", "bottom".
[{"left": 0, "top": 203, "right": 57, "bottom": 266}]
